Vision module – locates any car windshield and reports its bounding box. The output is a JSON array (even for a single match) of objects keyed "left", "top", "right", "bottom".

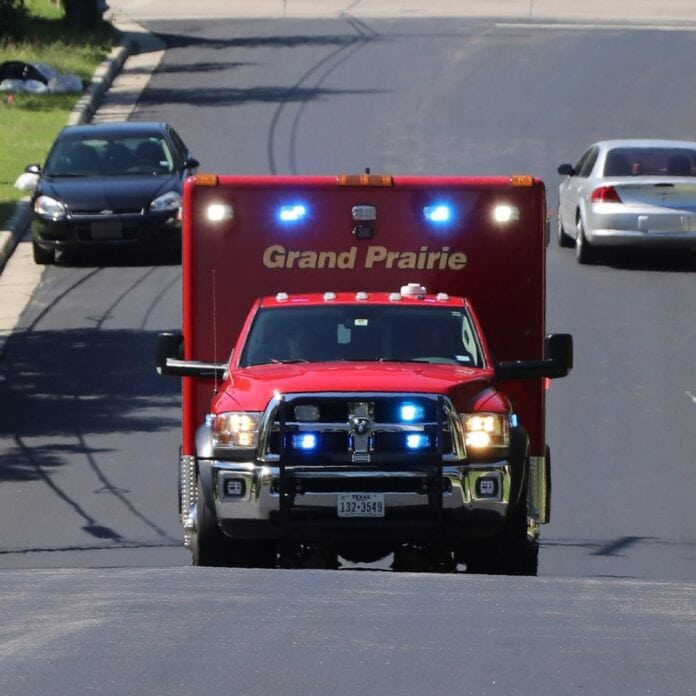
[
  {"left": 603, "top": 147, "right": 696, "bottom": 177},
  {"left": 239, "top": 305, "right": 484, "bottom": 368},
  {"left": 44, "top": 135, "right": 175, "bottom": 177}
]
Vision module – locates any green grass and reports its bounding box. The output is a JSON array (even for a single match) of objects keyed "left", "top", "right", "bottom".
[{"left": 0, "top": 0, "right": 117, "bottom": 227}]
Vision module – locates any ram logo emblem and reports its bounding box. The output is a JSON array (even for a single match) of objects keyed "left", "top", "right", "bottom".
[{"left": 350, "top": 416, "right": 371, "bottom": 435}]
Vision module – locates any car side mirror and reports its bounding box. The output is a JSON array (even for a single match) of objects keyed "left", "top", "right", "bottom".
[
  {"left": 495, "top": 333, "right": 573, "bottom": 381},
  {"left": 183, "top": 157, "right": 199, "bottom": 170},
  {"left": 557, "top": 163, "right": 575, "bottom": 177},
  {"left": 15, "top": 164, "right": 41, "bottom": 192}
]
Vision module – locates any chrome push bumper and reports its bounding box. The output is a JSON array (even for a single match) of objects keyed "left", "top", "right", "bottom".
[{"left": 180, "top": 455, "right": 549, "bottom": 545}]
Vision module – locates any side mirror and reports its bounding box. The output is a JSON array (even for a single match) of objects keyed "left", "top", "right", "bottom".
[
  {"left": 543, "top": 333, "right": 573, "bottom": 377},
  {"left": 15, "top": 164, "right": 41, "bottom": 192},
  {"left": 557, "top": 163, "right": 575, "bottom": 177},
  {"left": 156, "top": 331, "right": 183, "bottom": 374},
  {"left": 156, "top": 331, "right": 226, "bottom": 380},
  {"left": 182, "top": 157, "right": 199, "bottom": 171},
  {"left": 495, "top": 333, "right": 573, "bottom": 381}
]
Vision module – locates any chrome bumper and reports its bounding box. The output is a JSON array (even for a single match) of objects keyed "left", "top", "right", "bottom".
[{"left": 193, "top": 457, "right": 514, "bottom": 534}]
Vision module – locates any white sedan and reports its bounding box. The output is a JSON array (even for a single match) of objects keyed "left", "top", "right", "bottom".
[{"left": 557, "top": 139, "right": 696, "bottom": 263}]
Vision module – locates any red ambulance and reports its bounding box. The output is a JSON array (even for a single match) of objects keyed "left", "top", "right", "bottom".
[{"left": 157, "top": 173, "right": 572, "bottom": 574}]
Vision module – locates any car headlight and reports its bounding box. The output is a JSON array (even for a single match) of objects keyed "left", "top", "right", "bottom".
[
  {"left": 34, "top": 195, "right": 67, "bottom": 220},
  {"left": 150, "top": 191, "right": 181, "bottom": 212},
  {"left": 460, "top": 412, "right": 510, "bottom": 451},
  {"left": 210, "top": 411, "right": 262, "bottom": 449}
]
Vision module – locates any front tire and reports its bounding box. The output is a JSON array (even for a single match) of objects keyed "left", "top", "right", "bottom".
[
  {"left": 32, "top": 240, "right": 55, "bottom": 265},
  {"left": 189, "top": 480, "right": 276, "bottom": 568},
  {"left": 190, "top": 479, "right": 230, "bottom": 566},
  {"left": 466, "top": 468, "right": 539, "bottom": 576},
  {"left": 575, "top": 216, "right": 595, "bottom": 264},
  {"left": 557, "top": 208, "right": 573, "bottom": 248}
]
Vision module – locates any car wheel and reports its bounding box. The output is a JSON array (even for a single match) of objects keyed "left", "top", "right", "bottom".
[
  {"left": 575, "top": 215, "right": 595, "bottom": 264},
  {"left": 190, "top": 479, "right": 230, "bottom": 567},
  {"left": 465, "top": 465, "right": 538, "bottom": 576},
  {"left": 557, "top": 208, "right": 574, "bottom": 248},
  {"left": 32, "top": 240, "right": 55, "bottom": 265}
]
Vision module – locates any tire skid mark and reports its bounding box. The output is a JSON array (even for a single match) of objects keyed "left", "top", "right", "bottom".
[{"left": 268, "top": 14, "right": 378, "bottom": 173}]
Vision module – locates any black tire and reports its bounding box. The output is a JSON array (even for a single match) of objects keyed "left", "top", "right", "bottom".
[
  {"left": 466, "top": 469, "right": 539, "bottom": 576},
  {"left": 190, "top": 478, "right": 276, "bottom": 567},
  {"left": 575, "top": 216, "right": 595, "bottom": 264},
  {"left": 32, "top": 240, "right": 55, "bottom": 265},
  {"left": 190, "top": 479, "right": 230, "bottom": 566},
  {"left": 557, "top": 208, "right": 574, "bottom": 248},
  {"left": 495, "top": 485, "right": 539, "bottom": 576}
]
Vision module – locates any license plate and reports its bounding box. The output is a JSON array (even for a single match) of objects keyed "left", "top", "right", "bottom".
[
  {"left": 91, "top": 221, "right": 123, "bottom": 239},
  {"left": 337, "top": 493, "right": 385, "bottom": 518}
]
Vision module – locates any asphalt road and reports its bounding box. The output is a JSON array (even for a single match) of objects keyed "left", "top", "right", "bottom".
[{"left": 1, "top": 7, "right": 695, "bottom": 694}]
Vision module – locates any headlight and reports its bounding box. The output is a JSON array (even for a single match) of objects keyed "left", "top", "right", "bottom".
[
  {"left": 210, "top": 411, "right": 262, "bottom": 449},
  {"left": 460, "top": 412, "right": 510, "bottom": 451},
  {"left": 150, "top": 191, "right": 181, "bottom": 212},
  {"left": 34, "top": 195, "right": 67, "bottom": 220}
]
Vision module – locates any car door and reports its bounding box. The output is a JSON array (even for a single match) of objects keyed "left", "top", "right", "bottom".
[{"left": 561, "top": 146, "right": 599, "bottom": 235}]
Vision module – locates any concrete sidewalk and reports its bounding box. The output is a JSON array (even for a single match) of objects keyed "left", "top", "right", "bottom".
[{"left": 106, "top": 0, "right": 696, "bottom": 23}]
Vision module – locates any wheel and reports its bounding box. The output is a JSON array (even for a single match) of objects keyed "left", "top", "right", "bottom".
[
  {"left": 575, "top": 216, "right": 595, "bottom": 264},
  {"left": 494, "top": 485, "right": 539, "bottom": 576},
  {"left": 465, "top": 470, "right": 539, "bottom": 576},
  {"left": 557, "top": 208, "right": 574, "bottom": 248},
  {"left": 189, "top": 479, "right": 230, "bottom": 566},
  {"left": 189, "top": 479, "right": 276, "bottom": 567},
  {"left": 32, "top": 240, "right": 55, "bottom": 265}
]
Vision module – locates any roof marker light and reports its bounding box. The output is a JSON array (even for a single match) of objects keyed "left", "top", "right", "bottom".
[
  {"left": 400, "top": 283, "right": 426, "bottom": 297},
  {"left": 355, "top": 292, "right": 369, "bottom": 301},
  {"left": 206, "top": 203, "right": 233, "bottom": 222},
  {"left": 493, "top": 204, "right": 520, "bottom": 223},
  {"left": 389, "top": 292, "right": 402, "bottom": 301},
  {"left": 423, "top": 205, "right": 452, "bottom": 223},
  {"left": 278, "top": 204, "right": 307, "bottom": 222},
  {"left": 323, "top": 292, "right": 336, "bottom": 302},
  {"left": 436, "top": 293, "right": 449, "bottom": 302},
  {"left": 275, "top": 292, "right": 289, "bottom": 302},
  {"left": 510, "top": 175, "right": 534, "bottom": 187}
]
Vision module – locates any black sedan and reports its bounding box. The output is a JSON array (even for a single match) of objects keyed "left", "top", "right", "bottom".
[{"left": 19, "top": 121, "right": 199, "bottom": 264}]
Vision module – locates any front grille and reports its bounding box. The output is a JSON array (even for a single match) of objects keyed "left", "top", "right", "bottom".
[{"left": 261, "top": 393, "right": 460, "bottom": 465}]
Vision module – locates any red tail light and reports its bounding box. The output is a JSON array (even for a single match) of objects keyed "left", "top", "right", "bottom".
[{"left": 591, "top": 185, "right": 622, "bottom": 202}]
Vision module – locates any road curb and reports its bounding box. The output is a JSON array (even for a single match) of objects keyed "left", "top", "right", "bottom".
[{"left": 0, "top": 37, "right": 133, "bottom": 275}]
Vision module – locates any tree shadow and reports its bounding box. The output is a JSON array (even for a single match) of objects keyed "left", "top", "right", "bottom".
[
  {"left": 0, "top": 327, "right": 180, "bottom": 483},
  {"left": 153, "top": 31, "right": 374, "bottom": 51},
  {"left": 141, "top": 84, "right": 386, "bottom": 108}
]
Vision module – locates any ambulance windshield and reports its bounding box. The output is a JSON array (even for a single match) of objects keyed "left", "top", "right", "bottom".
[{"left": 239, "top": 305, "right": 483, "bottom": 368}]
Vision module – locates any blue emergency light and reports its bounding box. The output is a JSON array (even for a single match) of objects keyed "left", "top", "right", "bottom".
[
  {"left": 423, "top": 204, "right": 452, "bottom": 224},
  {"left": 406, "top": 434, "right": 430, "bottom": 450},
  {"left": 278, "top": 204, "right": 307, "bottom": 223},
  {"left": 292, "top": 433, "right": 318, "bottom": 450},
  {"left": 399, "top": 403, "right": 425, "bottom": 422}
]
